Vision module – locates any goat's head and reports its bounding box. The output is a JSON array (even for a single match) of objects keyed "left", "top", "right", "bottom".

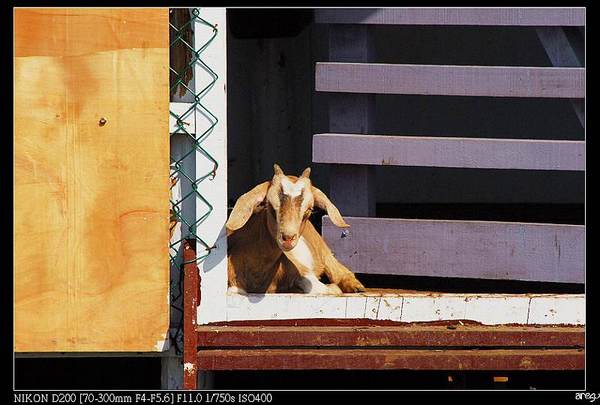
[{"left": 226, "top": 164, "right": 349, "bottom": 251}]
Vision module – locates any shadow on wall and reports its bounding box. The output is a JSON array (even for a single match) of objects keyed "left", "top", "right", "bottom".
[
  {"left": 226, "top": 10, "right": 584, "bottom": 210},
  {"left": 228, "top": 9, "right": 313, "bottom": 39}
]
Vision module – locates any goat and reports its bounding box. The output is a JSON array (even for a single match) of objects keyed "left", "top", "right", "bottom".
[{"left": 225, "top": 164, "right": 366, "bottom": 295}]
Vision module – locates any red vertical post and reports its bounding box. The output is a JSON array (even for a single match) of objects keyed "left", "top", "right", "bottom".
[{"left": 183, "top": 239, "right": 199, "bottom": 390}]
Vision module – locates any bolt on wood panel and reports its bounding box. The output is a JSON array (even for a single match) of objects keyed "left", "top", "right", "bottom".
[{"left": 15, "top": 8, "right": 170, "bottom": 352}]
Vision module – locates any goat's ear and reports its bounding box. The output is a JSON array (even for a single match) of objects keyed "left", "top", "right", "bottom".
[
  {"left": 273, "top": 164, "right": 284, "bottom": 176},
  {"left": 300, "top": 167, "right": 311, "bottom": 179},
  {"left": 311, "top": 186, "right": 349, "bottom": 228},
  {"left": 226, "top": 181, "right": 270, "bottom": 232}
]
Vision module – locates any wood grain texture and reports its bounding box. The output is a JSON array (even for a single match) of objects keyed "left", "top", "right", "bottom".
[
  {"left": 315, "top": 8, "right": 585, "bottom": 26},
  {"left": 313, "top": 134, "right": 585, "bottom": 171},
  {"left": 316, "top": 63, "right": 585, "bottom": 98},
  {"left": 15, "top": 8, "right": 170, "bottom": 352},
  {"left": 322, "top": 217, "right": 584, "bottom": 283}
]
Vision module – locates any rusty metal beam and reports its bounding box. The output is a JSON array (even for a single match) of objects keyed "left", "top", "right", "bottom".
[
  {"left": 196, "top": 325, "right": 584, "bottom": 348},
  {"left": 197, "top": 348, "right": 584, "bottom": 371},
  {"left": 183, "top": 240, "right": 199, "bottom": 390}
]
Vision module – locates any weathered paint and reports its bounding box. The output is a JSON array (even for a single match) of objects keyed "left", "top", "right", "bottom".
[
  {"left": 196, "top": 324, "right": 584, "bottom": 348},
  {"left": 196, "top": 348, "right": 584, "bottom": 370},
  {"left": 224, "top": 291, "right": 585, "bottom": 325},
  {"left": 316, "top": 63, "right": 585, "bottom": 98},
  {"left": 313, "top": 134, "right": 585, "bottom": 171},
  {"left": 314, "top": 8, "right": 585, "bottom": 26},
  {"left": 183, "top": 240, "right": 199, "bottom": 390},
  {"left": 322, "top": 217, "right": 585, "bottom": 283}
]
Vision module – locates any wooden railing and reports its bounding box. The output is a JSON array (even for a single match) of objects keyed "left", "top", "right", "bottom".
[{"left": 313, "top": 7, "right": 585, "bottom": 284}]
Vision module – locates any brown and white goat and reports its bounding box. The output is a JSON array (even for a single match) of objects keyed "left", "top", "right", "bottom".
[{"left": 226, "top": 164, "right": 365, "bottom": 295}]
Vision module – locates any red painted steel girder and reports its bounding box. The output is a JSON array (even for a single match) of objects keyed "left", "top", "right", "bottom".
[
  {"left": 195, "top": 325, "right": 584, "bottom": 348},
  {"left": 197, "top": 348, "right": 584, "bottom": 371}
]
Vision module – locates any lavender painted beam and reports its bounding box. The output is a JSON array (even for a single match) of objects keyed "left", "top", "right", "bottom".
[
  {"left": 322, "top": 217, "right": 584, "bottom": 283},
  {"left": 313, "top": 134, "right": 585, "bottom": 171},
  {"left": 315, "top": 63, "right": 585, "bottom": 99},
  {"left": 315, "top": 8, "right": 585, "bottom": 27}
]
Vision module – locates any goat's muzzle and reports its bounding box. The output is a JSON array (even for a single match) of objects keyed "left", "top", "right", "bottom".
[{"left": 280, "top": 233, "right": 298, "bottom": 251}]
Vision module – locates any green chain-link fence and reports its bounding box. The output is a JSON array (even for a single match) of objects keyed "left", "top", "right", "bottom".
[{"left": 169, "top": 8, "right": 220, "bottom": 354}]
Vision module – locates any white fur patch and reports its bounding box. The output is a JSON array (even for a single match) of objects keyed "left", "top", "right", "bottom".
[
  {"left": 297, "top": 274, "right": 330, "bottom": 295},
  {"left": 288, "top": 236, "right": 314, "bottom": 272},
  {"left": 228, "top": 286, "right": 247, "bottom": 295},
  {"left": 281, "top": 177, "right": 304, "bottom": 197}
]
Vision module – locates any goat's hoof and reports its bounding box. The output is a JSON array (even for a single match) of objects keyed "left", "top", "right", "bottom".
[
  {"left": 339, "top": 277, "right": 366, "bottom": 293},
  {"left": 227, "top": 286, "right": 248, "bottom": 295},
  {"left": 326, "top": 284, "right": 343, "bottom": 295}
]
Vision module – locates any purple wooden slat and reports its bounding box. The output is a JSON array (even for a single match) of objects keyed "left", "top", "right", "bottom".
[
  {"left": 312, "top": 134, "right": 585, "bottom": 171},
  {"left": 315, "top": 63, "right": 585, "bottom": 99},
  {"left": 322, "top": 217, "right": 584, "bottom": 283},
  {"left": 315, "top": 8, "right": 585, "bottom": 26}
]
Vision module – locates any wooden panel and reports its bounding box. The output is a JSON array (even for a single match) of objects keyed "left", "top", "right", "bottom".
[
  {"left": 322, "top": 217, "right": 584, "bottom": 283},
  {"left": 316, "top": 63, "right": 585, "bottom": 98},
  {"left": 15, "top": 9, "right": 170, "bottom": 351},
  {"left": 197, "top": 348, "right": 584, "bottom": 370},
  {"left": 315, "top": 8, "right": 585, "bottom": 26},
  {"left": 196, "top": 325, "right": 584, "bottom": 347},
  {"left": 313, "top": 134, "right": 585, "bottom": 171}
]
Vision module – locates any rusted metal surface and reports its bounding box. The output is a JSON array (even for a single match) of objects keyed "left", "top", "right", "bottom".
[
  {"left": 196, "top": 325, "right": 584, "bottom": 348},
  {"left": 183, "top": 239, "right": 199, "bottom": 390},
  {"left": 196, "top": 348, "right": 584, "bottom": 371}
]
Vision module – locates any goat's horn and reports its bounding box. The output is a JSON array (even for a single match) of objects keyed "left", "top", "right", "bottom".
[
  {"left": 273, "top": 164, "right": 284, "bottom": 176},
  {"left": 300, "top": 167, "right": 311, "bottom": 178}
]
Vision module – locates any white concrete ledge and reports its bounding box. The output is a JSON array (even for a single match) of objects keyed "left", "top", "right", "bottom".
[{"left": 225, "top": 291, "right": 585, "bottom": 325}]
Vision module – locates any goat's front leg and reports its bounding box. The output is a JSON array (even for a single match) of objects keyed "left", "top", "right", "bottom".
[
  {"left": 282, "top": 254, "right": 342, "bottom": 295},
  {"left": 322, "top": 253, "right": 366, "bottom": 293},
  {"left": 295, "top": 272, "right": 342, "bottom": 295},
  {"left": 302, "top": 221, "right": 366, "bottom": 293}
]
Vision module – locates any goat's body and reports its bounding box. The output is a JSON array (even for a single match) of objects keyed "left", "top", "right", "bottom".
[{"left": 227, "top": 210, "right": 361, "bottom": 294}]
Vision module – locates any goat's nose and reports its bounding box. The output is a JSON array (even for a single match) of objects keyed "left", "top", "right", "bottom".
[{"left": 281, "top": 233, "right": 296, "bottom": 242}]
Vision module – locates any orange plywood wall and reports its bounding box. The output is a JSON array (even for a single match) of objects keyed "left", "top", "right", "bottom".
[{"left": 15, "top": 8, "right": 170, "bottom": 351}]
